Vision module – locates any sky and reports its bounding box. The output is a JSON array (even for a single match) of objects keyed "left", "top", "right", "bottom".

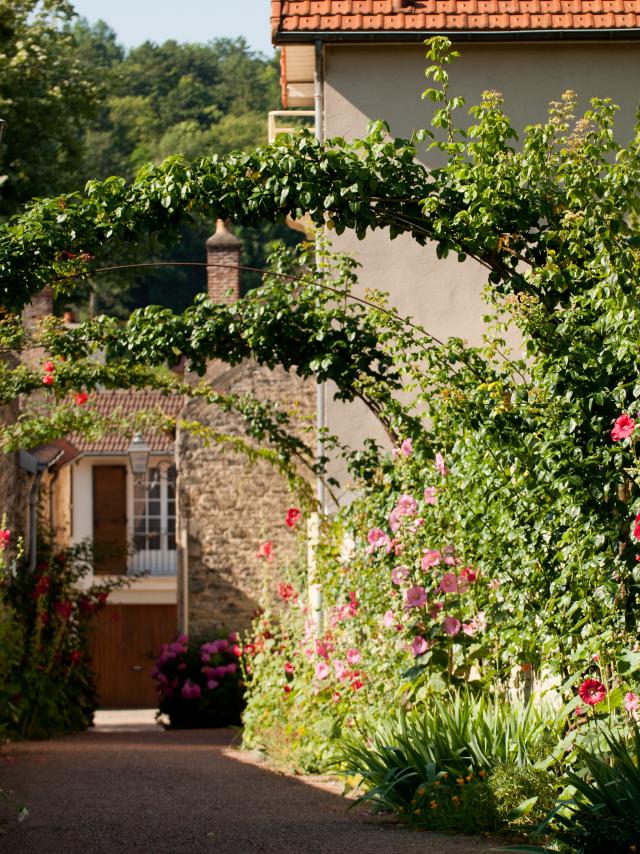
[{"left": 70, "top": 0, "right": 275, "bottom": 55}]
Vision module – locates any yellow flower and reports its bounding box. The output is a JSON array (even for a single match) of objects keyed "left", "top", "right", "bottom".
[
  {"left": 414, "top": 808, "right": 421, "bottom": 815},
  {"left": 465, "top": 774, "right": 473, "bottom": 782}
]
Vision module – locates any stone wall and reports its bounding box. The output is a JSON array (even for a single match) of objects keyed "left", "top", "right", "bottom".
[{"left": 177, "top": 360, "right": 315, "bottom": 635}]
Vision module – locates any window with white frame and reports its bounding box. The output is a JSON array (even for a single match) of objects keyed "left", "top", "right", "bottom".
[{"left": 130, "top": 462, "right": 177, "bottom": 576}]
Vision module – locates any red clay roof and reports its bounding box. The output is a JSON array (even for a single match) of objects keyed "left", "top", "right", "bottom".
[
  {"left": 271, "top": 0, "right": 640, "bottom": 37},
  {"left": 70, "top": 390, "right": 185, "bottom": 454}
]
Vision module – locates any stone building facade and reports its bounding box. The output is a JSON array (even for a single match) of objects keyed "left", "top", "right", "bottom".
[{"left": 176, "top": 221, "right": 316, "bottom": 635}]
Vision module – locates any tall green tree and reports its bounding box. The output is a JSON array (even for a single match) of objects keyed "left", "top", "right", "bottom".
[{"left": 0, "top": 0, "right": 99, "bottom": 217}]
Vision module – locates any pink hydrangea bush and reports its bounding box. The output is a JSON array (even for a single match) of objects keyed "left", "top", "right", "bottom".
[{"left": 153, "top": 632, "right": 244, "bottom": 728}]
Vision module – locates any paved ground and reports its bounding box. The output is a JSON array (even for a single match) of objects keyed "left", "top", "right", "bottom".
[{"left": 0, "top": 714, "right": 498, "bottom": 854}]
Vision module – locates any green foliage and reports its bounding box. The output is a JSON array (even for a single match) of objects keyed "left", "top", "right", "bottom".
[
  {"left": 0, "top": 1, "right": 100, "bottom": 217},
  {"left": 336, "top": 691, "right": 560, "bottom": 834},
  {"left": 540, "top": 725, "right": 640, "bottom": 854},
  {"left": 488, "top": 765, "right": 558, "bottom": 828},
  {"left": 0, "top": 538, "right": 122, "bottom": 739}
]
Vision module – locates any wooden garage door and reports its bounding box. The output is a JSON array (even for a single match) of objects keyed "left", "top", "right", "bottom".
[
  {"left": 93, "top": 465, "right": 127, "bottom": 575},
  {"left": 89, "top": 604, "right": 178, "bottom": 709}
]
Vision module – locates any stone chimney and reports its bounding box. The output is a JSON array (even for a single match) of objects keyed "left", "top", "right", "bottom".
[
  {"left": 206, "top": 220, "right": 241, "bottom": 304},
  {"left": 22, "top": 285, "right": 54, "bottom": 329}
]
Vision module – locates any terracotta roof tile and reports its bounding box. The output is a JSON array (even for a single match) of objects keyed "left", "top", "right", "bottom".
[
  {"left": 69, "top": 390, "right": 186, "bottom": 454},
  {"left": 272, "top": 0, "right": 640, "bottom": 35}
]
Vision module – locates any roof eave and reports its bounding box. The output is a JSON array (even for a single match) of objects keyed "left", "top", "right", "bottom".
[{"left": 274, "top": 27, "right": 640, "bottom": 44}]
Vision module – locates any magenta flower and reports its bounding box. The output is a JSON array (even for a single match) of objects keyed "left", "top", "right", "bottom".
[
  {"left": 400, "top": 438, "right": 413, "bottom": 457},
  {"left": 435, "top": 452, "right": 448, "bottom": 476},
  {"left": 367, "top": 527, "right": 390, "bottom": 553},
  {"left": 624, "top": 691, "right": 639, "bottom": 714},
  {"left": 206, "top": 679, "right": 220, "bottom": 691},
  {"left": 382, "top": 610, "right": 396, "bottom": 627},
  {"left": 421, "top": 550, "right": 442, "bottom": 570},
  {"left": 315, "top": 661, "right": 330, "bottom": 680},
  {"left": 611, "top": 413, "right": 636, "bottom": 442},
  {"left": 423, "top": 486, "right": 437, "bottom": 505},
  {"left": 405, "top": 585, "right": 428, "bottom": 608},
  {"left": 411, "top": 636, "right": 429, "bottom": 657},
  {"left": 346, "top": 648, "right": 361, "bottom": 665},
  {"left": 439, "top": 573, "right": 462, "bottom": 594},
  {"left": 0, "top": 529, "right": 10, "bottom": 550},
  {"left": 181, "top": 679, "right": 201, "bottom": 700},
  {"left": 391, "top": 565, "right": 410, "bottom": 585},
  {"left": 443, "top": 616, "right": 462, "bottom": 637},
  {"left": 334, "top": 660, "right": 348, "bottom": 680}
]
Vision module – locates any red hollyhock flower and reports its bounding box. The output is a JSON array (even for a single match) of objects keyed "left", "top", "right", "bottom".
[
  {"left": 43, "top": 361, "right": 55, "bottom": 373},
  {"left": 0, "top": 529, "right": 10, "bottom": 550},
  {"left": 285, "top": 507, "right": 301, "bottom": 528},
  {"left": 633, "top": 511, "right": 640, "bottom": 541},
  {"left": 611, "top": 413, "right": 636, "bottom": 442},
  {"left": 578, "top": 678, "right": 607, "bottom": 706},
  {"left": 75, "top": 391, "right": 88, "bottom": 405},
  {"left": 42, "top": 374, "right": 54, "bottom": 386},
  {"left": 256, "top": 540, "right": 273, "bottom": 561}
]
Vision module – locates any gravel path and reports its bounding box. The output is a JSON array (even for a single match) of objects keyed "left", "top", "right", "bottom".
[{"left": 0, "top": 717, "right": 498, "bottom": 854}]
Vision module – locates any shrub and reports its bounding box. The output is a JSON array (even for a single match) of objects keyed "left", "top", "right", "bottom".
[
  {"left": 337, "top": 691, "right": 560, "bottom": 834},
  {"left": 153, "top": 632, "right": 245, "bottom": 728},
  {"left": 0, "top": 537, "right": 118, "bottom": 740},
  {"left": 540, "top": 724, "right": 640, "bottom": 854}
]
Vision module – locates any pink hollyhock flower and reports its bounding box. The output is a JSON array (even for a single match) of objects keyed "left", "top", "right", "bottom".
[
  {"left": 435, "top": 452, "right": 448, "bottom": 476},
  {"left": 389, "top": 495, "right": 417, "bottom": 531},
  {"left": 405, "top": 585, "right": 428, "bottom": 608},
  {"left": 421, "top": 550, "right": 442, "bottom": 570},
  {"left": 382, "top": 610, "right": 396, "bottom": 627},
  {"left": 391, "top": 565, "right": 410, "bottom": 585},
  {"left": 575, "top": 705, "right": 584, "bottom": 717},
  {"left": 578, "top": 678, "right": 607, "bottom": 706},
  {"left": 463, "top": 613, "right": 486, "bottom": 636},
  {"left": 334, "top": 660, "right": 348, "bottom": 681},
  {"left": 256, "top": 540, "right": 273, "bottom": 561},
  {"left": 43, "top": 361, "right": 55, "bottom": 373},
  {"left": 460, "top": 567, "right": 477, "bottom": 584},
  {"left": 633, "top": 512, "right": 640, "bottom": 541},
  {"left": 624, "top": 691, "right": 639, "bottom": 714},
  {"left": 332, "top": 691, "right": 341, "bottom": 703},
  {"left": 285, "top": 507, "right": 301, "bottom": 528},
  {"left": 75, "top": 391, "right": 88, "bottom": 405},
  {"left": 346, "top": 648, "right": 361, "bottom": 665},
  {"left": 439, "top": 573, "right": 464, "bottom": 594},
  {"left": 228, "top": 631, "right": 238, "bottom": 643},
  {"left": 315, "top": 661, "right": 330, "bottom": 680},
  {"left": 207, "top": 679, "right": 220, "bottom": 691},
  {"left": 611, "top": 413, "right": 636, "bottom": 442},
  {"left": 488, "top": 579, "right": 501, "bottom": 591},
  {"left": 592, "top": 653, "right": 600, "bottom": 662},
  {"left": 367, "top": 527, "right": 390, "bottom": 553},
  {"left": 411, "top": 636, "right": 429, "bottom": 657},
  {"left": 400, "top": 438, "right": 413, "bottom": 457},
  {"left": 430, "top": 601, "right": 444, "bottom": 619},
  {"left": 463, "top": 622, "right": 477, "bottom": 637},
  {"left": 42, "top": 374, "right": 54, "bottom": 386},
  {"left": 284, "top": 661, "right": 294, "bottom": 674},
  {"left": 423, "top": 486, "right": 437, "bottom": 505},
  {"left": 0, "top": 529, "right": 9, "bottom": 550},
  {"left": 443, "top": 616, "right": 462, "bottom": 637}
]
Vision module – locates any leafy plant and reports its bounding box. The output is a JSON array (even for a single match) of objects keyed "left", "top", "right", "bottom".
[
  {"left": 540, "top": 725, "right": 640, "bottom": 854},
  {"left": 336, "top": 691, "right": 560, "bottom": 833},
  {"left": 0, "top": 535, "right": 122, "bottom": 739},
  {"left": 153, "top": 632, "right": 245, "bottom": 729}
]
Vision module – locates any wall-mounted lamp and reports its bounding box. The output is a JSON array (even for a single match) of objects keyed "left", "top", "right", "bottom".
[{"left": 127, "top": 432, "right": 151, "bottom": 484}]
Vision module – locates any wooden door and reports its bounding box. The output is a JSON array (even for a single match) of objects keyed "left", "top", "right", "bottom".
[
  {"left": 89, "top": 604, "right": 178, "bottom": 708},
  {"left": 93, "top": 465, "right": 127, "bottom": 575}
]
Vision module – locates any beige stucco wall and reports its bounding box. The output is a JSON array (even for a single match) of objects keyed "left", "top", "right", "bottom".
[{"left": 322, "top": 41, "right": 640, "bottom": 495}]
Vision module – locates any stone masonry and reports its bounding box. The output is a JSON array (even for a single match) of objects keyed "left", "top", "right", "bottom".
[{"left": 176, "top": 221, "right": 316, "bottom": 635}]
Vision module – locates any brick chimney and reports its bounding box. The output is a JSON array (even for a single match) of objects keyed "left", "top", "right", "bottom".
[{"left": 206, "top": 220, "right": 241, "bottom": 304}]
